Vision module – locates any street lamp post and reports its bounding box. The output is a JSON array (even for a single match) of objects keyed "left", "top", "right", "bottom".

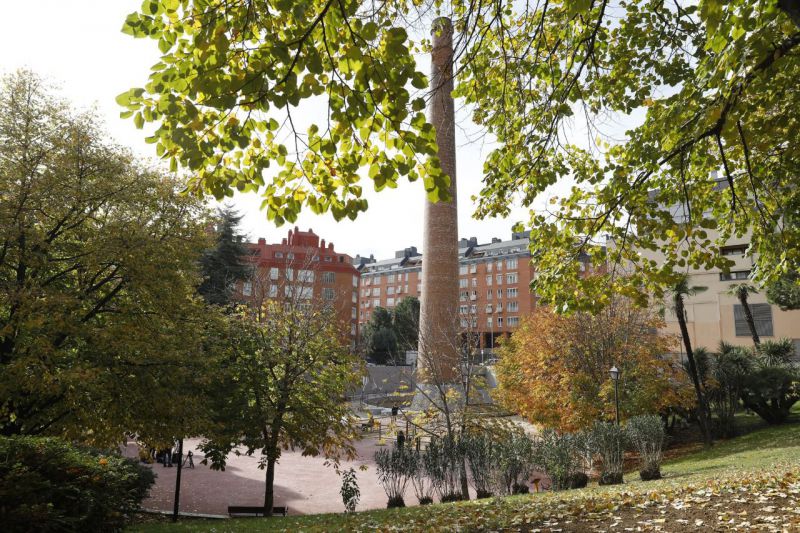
[
  {"left": 609, "top": 365, "right": 620, "bottom": 426},
  {"left": 361, "top": 375, "right": 369, "bottom": 407}
]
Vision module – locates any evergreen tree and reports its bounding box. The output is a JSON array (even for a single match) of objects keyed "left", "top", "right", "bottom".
[{"left": 199, "top": 206, "right": 251, "bottom": 305}]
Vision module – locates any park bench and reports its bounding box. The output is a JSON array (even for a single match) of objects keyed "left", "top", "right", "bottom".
[{"left": 227, "top": 505, "right": 288, "bottom": 517}]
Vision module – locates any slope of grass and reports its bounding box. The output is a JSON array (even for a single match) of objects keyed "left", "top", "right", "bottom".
[{"left": 129, "top": 416, "right": 800, "bottom": 532}]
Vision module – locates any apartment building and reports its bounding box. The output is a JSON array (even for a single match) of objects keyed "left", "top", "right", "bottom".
[
  {"left": 638, "top": 182, "right": 800, "bottom": 356},
  {"left": 356, "top": 232, "right": 545, "bottom": 352},
  {"left": 237, "top": 227, "right": 360, "bottom": 344}
]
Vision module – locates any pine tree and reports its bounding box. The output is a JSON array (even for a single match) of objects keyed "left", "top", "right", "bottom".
[{"left": 199, "top": 206, "right": 251, "bottom": 306}]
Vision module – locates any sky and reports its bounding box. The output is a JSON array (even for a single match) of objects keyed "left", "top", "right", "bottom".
[{"left": 0, "top": 0, "right": 537, "bottom": 260}]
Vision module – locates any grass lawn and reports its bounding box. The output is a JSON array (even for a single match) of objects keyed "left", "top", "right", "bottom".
[{"left": 129, "top": 413, "right": 800, "bottom": 532}]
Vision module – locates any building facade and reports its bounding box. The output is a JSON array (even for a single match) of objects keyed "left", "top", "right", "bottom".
[
  {"left": 637, "top": 185, "right": 800, "bottom": 356},
  {"left": 237, "top": 227, "right": 360, "bottom": 345},
  {"left": 357, "top": 232, "right": 549, "bottom": 353}
]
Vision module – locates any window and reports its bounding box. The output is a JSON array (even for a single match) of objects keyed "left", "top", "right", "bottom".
[
  {"left": 497, "top": 288, "right": 502, "bottom": 299},
  {"left": 404, "top": 284, "right": 409, "bottom": 293},
  {"left": 496, "top": 274, "right": 503, "bottom": 285},
  {"left": 388, "top": 273, "right": 395, "bottom": 283},
  {"left": 459, "top": 278, "right": 468, "bottom": 288},
  {"left": 269, "top": 284, "right": 278, "bottom": 297},
  {"left": 404, "top": 272, "right": 409, "bottom": 281},
  {"left": 487, "top": 289, "right": 493, "bottom": 299},
  {"left": 469, "top": 263, "right": 477, "bottom": 274},
  {"left": 460, "top": 305, "right": 468, "bottom": 315},
  {"left": 242, "top": 281, "right": 252, "bottom": 296},
  {"left": 352, "top": 290, "right": 357, "bottom": 303},
  {"left": 471, "top": 317, "right": 478, "bottom": 328},
  {"left": 417, "top": 283, "right": 421, "bottom": 293},
  {"left": 364, "top": 277, "right": 371, "bottom": 286},
  {"left": 721, "top": 245, "right": 748, "bottom": 256},
  {"left": 322, "top": 271, "right": 335, "bottom": 284},
  {"left": 285, "top": 268, "right": 294, "bottom": 281},
  {"left": 734, "top": 304, "right": 773, "bottom": 337},
  {"left": 312, "top": 254, "right": 319, "bottom": 262},
  {"left": 506, "top": 273, "right": 518, "bottom": 284},
  {"left": 351, "top": 323, "right": 356, "bottom": 335},
  {"left": 363, "top": 288, "right": 370, "bottom": 297},
  {"left": 486, "top": 275, "right": 493, "bottom": 286},
  {"left": 487, "top": 317, "right": 493, "bottom": 327},
  {"left": 373, "top": 298, "right": 380, "bottom": 307},
  {"left": 471, "top": 278, "right": 477, "bottom": 287},
  {"left": 324, "top": 256, "right": 332, "bottom": 262},
  {"left": 459, "top": 265, "right": 468, "bottom": 275},
  {"left": 351, "top": 307, "right": 357, "bottom": 319},
  {"left": 485, "top": 304, "right": 493, "bottom": 313},
  {"left": 460, "top": 291, "right": 469, "bottom": 301},
  {"left": 470, "top": 290, "right": 477, "bottom": 300},
  {"left": 507, "top": 287, "right": 518, "bottom": 298},
  {"left": 275, "top": 252, "right": 284, "bottom": 258},
  {"left": 353, "top": 275, "right": 359, "bottom": 287},
  {"left": 460, "top": 318, "right": 469, "bottom": 328},
  {"left": 269, "top": 267, "right": 279, "bottom": 280},
  {"left": 287, "top": 252, "right": 294, "bottom": 260},
  {"left": 323, "top": 288, "right": 335, "bottom": 301},
  {"left": 720, "top": 270, "right": 751, "bottom": 281},
  {"left": 507, "top": 316, "right": 520, "bottom": 327},
  {"left": 373, "top": 287, "right": 381, "bottom": 296},
  {"left": 387, "top": 297, "right": 395, "bottom": 307},
  {"left": 470, "top": 304, "right": 477, "bottom": 314},
  {"left": 487, "top": 262, "right": 493, "bottom": 272},
  {"left": 299, "top": 286, "right": 313, "bottom": 299},
  {"left": 507, "top": 301, "right": 519, "bottom": 312},
  {"left": 497, "top": 260, "right": 503, "bottom": 271},
  {"left": 506, "top": 258, "right": 518, "bottom": 269},
  {"left": 387, "top": 286, "right": 395, "bottom": 295},
  {"left": 497, "top": 317, "right": 504, "bottom": 327},
  {"left": 298, "top": 270, "right": 314, "bottom": 283}
]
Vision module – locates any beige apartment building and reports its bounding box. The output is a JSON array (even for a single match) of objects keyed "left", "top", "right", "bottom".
[{"left": 638, "top": 186, "right": 800, "bottom": 356}]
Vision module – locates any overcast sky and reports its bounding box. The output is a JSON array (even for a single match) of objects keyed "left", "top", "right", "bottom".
[{"left": 1, "top": 0, "right": 542, "bottom": 260}]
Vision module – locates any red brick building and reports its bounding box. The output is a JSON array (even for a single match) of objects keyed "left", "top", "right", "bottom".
[{"left": 236, "top": 227, "right": 360, "bottom": 345}]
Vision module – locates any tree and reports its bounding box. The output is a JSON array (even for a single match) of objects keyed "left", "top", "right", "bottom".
[
  {"left": 767, "top": 272, "right": 800, "bottom": 310},
  {"left": 727, "top": 283, "right": 761, "bottom": 346},
  {"left": 0, "top": 70, "right": 214, "bottom": 446},
  {"left": 199, "top": 206, "right": 251, "bottom": 306},
  {"left": 361, "top": 297, "right": 420, "bottom": 363},
  {"left": 121, "top": 1, "right": 800, "bottom": 312},
  {"left": 362, "top": 307, "right": 398, "bottom": 364},
  {"left": 394, "top": 296, "right": 420, "bottom": 353},
  {"left": 495, "top": 298, "right": 693, "bottom": 432},
  {"left": 671, "top": 276, "right": 713, "bottom": 447},
  {"left": 200, "top": 300, "right": 361, "bottom": 516}
]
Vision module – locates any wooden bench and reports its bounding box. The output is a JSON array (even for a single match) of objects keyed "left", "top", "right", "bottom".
[{"left": 227, "top": 505, "right": 288, "bottom": 517}]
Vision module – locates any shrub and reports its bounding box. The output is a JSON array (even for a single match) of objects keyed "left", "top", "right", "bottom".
[
  {"left": 493, "top": 431, "right": 533, "bottom": 496},
  {"left": 535, "top": 429, "right": 581, "bottom": 491},
  {"left": 374, "top": 447, "right": 414, "bottom": 508},
  {"left": 591, "top": 422, "right": 626, "bottom": 485},
  {"left": 0, "top": 436, "right": 155, "bottom": 533},
  {"left": 339, "top": 467, "right": 360, "bottom": 513},
  {"left": 462, "top": 432, "right": 496, "bottom": 499},
  {"left": 740, "top": 366, "right": 800, "bottom": 424},
  {"left": 408, "top": 451, "right": 435, "bottom": 505},
  {"left": 626, "top": 415, "right": 666, "bottom": 481},
  {"left": 423, "top": 436, "right": 464, "bottom": 502}
]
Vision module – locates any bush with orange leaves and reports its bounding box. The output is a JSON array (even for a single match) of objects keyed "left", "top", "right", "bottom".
[{"left": 494, "top": 298, "right": 694, "bottom": 432}]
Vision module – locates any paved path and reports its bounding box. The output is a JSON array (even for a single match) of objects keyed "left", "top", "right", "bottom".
[{"left": 124, "top": 419, "right": 440, "bottom": 516}]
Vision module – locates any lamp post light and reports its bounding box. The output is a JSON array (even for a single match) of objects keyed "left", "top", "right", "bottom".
[
  {"left": 609, "top": 365, "right": 620, "bottom": 426},
  {"left": 361, "top": 375, "right": 369, "bottom": 407}
]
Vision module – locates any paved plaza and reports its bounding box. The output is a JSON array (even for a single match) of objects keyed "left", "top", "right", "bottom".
[{"left": 124, "top": 417, "right": 443, "bottom": 516}]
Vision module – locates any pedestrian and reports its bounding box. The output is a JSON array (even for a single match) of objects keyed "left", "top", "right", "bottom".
[
  {"left": 396, "top": 430, "right": 405, "bottom": 450},
  {"left": 184, "top": 450, "right": 195, "bottom": 469},
  {"left": 162, "top": 447, "right": 173, "bottom": 467}
]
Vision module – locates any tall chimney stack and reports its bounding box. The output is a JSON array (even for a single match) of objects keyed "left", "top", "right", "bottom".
[{"left": 418, "top": 17, "right": 459, "bottom": 385}]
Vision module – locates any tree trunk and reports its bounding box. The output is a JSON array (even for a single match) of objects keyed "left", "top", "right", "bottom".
[
  {"left": 675, "top": 294, "right": 713, "bottom": 447},
  {"left": 460, "top": 458, "right": 470, "bottom": 500},
  {"left": 738, "top": 292, "right": 760, "bottom": 347},
  {"left": 264, "top": 456, "right": 276, "bottom": 516}
]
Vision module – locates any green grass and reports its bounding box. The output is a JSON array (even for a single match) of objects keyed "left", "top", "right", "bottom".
[{"left": 129, "top": 414, "right": 800, "bottom": 532}]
